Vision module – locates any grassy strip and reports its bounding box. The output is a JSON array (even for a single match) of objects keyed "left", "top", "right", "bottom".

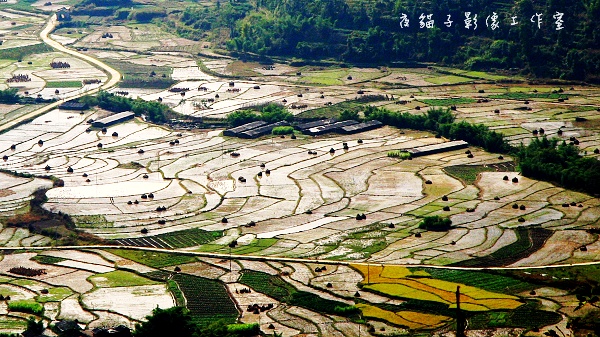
[
  {"left": 106, "top": 249, "right": 196, "bottom": 268},
  {"left": 45, "top": 81, "right": 82, "bottom": 88},
  {"left": 167, "top": 279, "right": 186, "bottom": 307}
]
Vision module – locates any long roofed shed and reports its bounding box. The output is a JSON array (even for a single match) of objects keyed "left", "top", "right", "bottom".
[
  {"left": 223, "top": 121, "right": 268, "bottom": 137},
  {"left": 91, "top": 111, "right": 135, "bottom": 128},
  {"left": 239, "top": 121, "right": 290, "bottom": 138}
]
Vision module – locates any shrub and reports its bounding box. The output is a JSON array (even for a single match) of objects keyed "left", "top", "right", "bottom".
[
  {"left": 387, "top": 150, "right": 411, "bottom": 159},
  {"left": 272, "top": 126, "right": 294, "bottom": 135},
  {"left": 333, "top": 305, "right": 361, "bottom": 316},
  {"left": 226, "top": 323, "right": 259, "bottom": 335},
  {"left": 418, "top": 216, "right": 452, "bottom": 231}
]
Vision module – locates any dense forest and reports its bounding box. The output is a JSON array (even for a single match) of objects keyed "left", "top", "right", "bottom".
[{"left": 168, "top": 0, "right": 600, "bottom": 81}]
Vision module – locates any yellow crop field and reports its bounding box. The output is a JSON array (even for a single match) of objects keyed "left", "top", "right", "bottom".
[
  {"left": 353, "top": 264, "right": 523, "bottom": 311},
  {"left": 352, "top": 264, "right": 425, "bottom": 283},
  {"left": 365, "top": 280, "right": 523, "bottom": 311},
  {"left": 473, "top": 298, "right": 523, "bottom": 310},
  {"left": 365, "top": 283, "right": 449, "bottom": 303},
  {"left": 380, "top": 265, "right": 413, "bottom": 279},
  {"left": 395, "top": 279, "right": 459, "bottom": 303},
  {"left": 448, "top": 303, "right": 489, "bottom": 311},
  {"left": 357, "top": 304, "right": 450, "bottom": 329},
  {"left": 417, "top": 278, "right": 519, "bottom": 300},
  {"left": 399, "top": 310, "right": 452, "bottom": 326}
]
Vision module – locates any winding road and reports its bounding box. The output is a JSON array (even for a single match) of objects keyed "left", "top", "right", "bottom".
[{"left": 0, "top": 13, "right": 121, "bottom": 133}]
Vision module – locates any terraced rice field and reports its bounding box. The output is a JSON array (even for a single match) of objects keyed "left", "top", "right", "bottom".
[
  {"left": 0, "top": 106, "right": 598, "bottom": 268},
  {"left": 0, "top": 9, "right": 600, "bottom": 336}
]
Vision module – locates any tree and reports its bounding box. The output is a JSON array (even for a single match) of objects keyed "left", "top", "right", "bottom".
[
  {"left": 0, "top": 88, "right": 19, "bottom": 104},
  {"left": 259, "top": 104, "right": 293, "bottom": 123},
  {"left": 339, "top": 109, "right": 359, "bottom": 121},
  {"left": 226, "top": 110, "right": 258, "bottom": 127},
  {"left": 133, "top": 307, "right": 196, "bottom": 337}
]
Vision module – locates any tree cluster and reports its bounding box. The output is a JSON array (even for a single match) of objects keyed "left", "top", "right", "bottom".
[
  {"left": 226, "top": 103, "right": 293, "bottom": 126},
  {"left": 516, "top": 137, "right": 600, "bottom": 195},
  {"left": 80, "top": 91, "right": 169, "bottom": 123},
  {"left": 132, "top": 307, "right": 258, "bottom": 337}
]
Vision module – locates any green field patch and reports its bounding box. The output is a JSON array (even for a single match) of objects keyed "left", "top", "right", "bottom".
[
  {"left": 417, "top": 269, "right": 534, "bottom": 294},
  {"left": 171, "top": 273, "right": 238, "bottom": 324},
  {"left": 407, "top": 205, "right": 443, "bottom": 217},
  {"left": 420, "top": 98, "right": 476, "bottom": 106},
  {"left": 89, "top": 270, "right": 160, "bottom": 288},
  {"left": 301, "top": 69, "right": 347, "bottom": 85},
  {"left": 105, "top": 249, "right": 197, "bottom": 268},
  {"left": 35, "top": 287, "right": 73, "bottom": 302},
  {"left": 45, "top": 81, "right": 82, "bottom": 88},
  {"left": 7, "top": 300, "right": 43, "bottom": 315},
  {"left": 239, "top": 270, "right": 351, "bottom": 315},
  {"left": 9, "top": 279, "right": 41, "bottom": 287},
  {"left": 30, "top": 255, "right": 67, "bottom": 265},
  {"left": 443, "top": 165, "right": 496, "bottom": 185},
  {"left": 424, "top": 75, "right": 472, "bottom": 85}
]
